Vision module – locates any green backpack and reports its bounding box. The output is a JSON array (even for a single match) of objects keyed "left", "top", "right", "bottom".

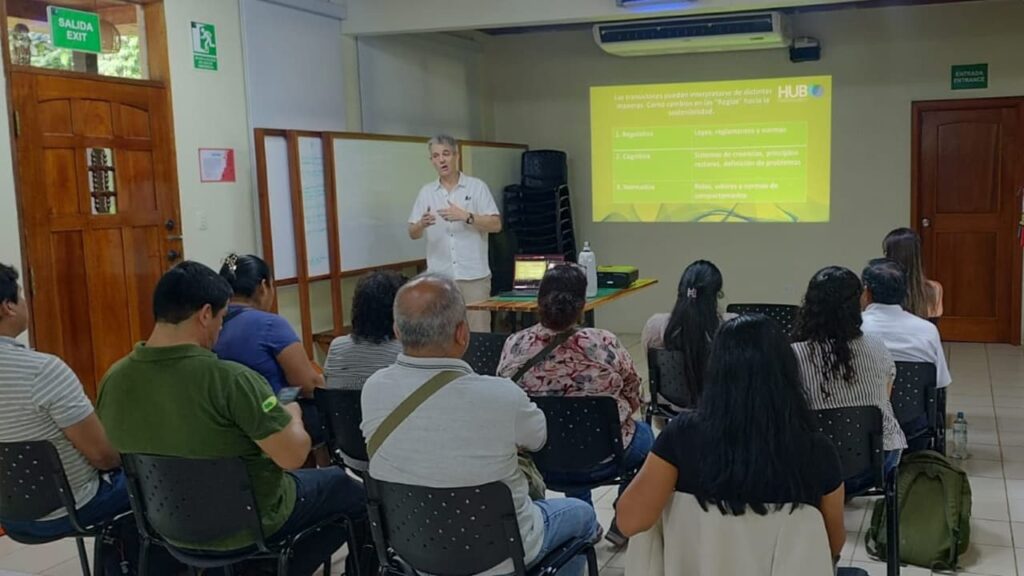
[{"left": 866, "top": 450, "right": 972, "bottom": 570}]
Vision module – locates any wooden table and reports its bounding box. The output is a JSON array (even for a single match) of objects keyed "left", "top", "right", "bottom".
[{"left": 466, "top": 278, "right": 658, "bottom": 330}]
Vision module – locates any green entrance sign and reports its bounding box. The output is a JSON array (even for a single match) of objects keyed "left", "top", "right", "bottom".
[
  {"left": 951, "top": 64, "right": 988, "bottom": 90},
  {"left": 48, "top": 6, "right": 101, "bottom": 54},
  {"left": 191, "top": 22, "right": 218, "bottom": 71}
]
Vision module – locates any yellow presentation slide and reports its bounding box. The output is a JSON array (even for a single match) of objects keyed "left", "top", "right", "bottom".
[{"left": 591, "top": 76, "right": 831, "bottom": 223}]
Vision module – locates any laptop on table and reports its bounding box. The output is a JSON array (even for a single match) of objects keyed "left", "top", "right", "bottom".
[{"left": 500, "top": 255, "right": 564, "bottom": 297}]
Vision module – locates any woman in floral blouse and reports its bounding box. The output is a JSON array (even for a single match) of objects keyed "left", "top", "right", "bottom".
[{"left": 497, "top": 263, "right": 650, "bottom": 547}]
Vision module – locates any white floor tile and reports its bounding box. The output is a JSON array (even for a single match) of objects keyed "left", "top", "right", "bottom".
[
  {"left": 973, "top": 519, "right": 1015, "bottom": 547},
  {"left": 958, "top": 543, "right": 1017, "bottom": 576},
  {"left": 0, "top": 538, "right": 80, "bottom": 575},
  {"left": 960, "top": 458, "right": 1005, "bottom": 479}
]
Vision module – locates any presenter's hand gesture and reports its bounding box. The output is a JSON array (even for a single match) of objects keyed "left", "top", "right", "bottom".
[
  {"left": 418, "top": 208, "right": 437, "bottom": 228},
  {"left": 438, "top": 201, "right": 469, "bottom": 223}
]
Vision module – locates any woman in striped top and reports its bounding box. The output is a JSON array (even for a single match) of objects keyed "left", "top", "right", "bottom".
[
  {"left": 324, "top": 270, "right": 406, "bottom": 390},
  {"left": 791, "top": 266, "right": 906, "bottom": 496}
]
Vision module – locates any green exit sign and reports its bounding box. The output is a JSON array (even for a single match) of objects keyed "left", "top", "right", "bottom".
[
  {"left": 952, "top": 63, "right": 988, "bottom": 90},
  {"left": 48, "top": 6, "right": 102, "bottom": 54}
]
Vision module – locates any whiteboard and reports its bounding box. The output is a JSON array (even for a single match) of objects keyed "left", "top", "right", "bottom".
[
  {"left": 334, "top": 138, "right": 436, "bottom": 272},
  {"left": 265, "top": 136, "right": 297, "bottom": 280},
  {"left": 298, "top": 137, "right": 330, "bottom": 277},
  {"left": 461, "top": 144, "right": 525, "bottom": 213}
]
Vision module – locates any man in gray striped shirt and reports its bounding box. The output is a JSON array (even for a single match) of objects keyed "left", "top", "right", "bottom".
[{"left": 0, "top": 263, "right": 129, "bottom": 538}]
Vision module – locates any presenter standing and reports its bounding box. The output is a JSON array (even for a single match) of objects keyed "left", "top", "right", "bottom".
[{"left": 408, "top": 135, "right": 502, "bottom": 332}]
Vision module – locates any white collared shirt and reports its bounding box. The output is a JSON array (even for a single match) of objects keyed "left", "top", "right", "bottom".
[
  {"left": 862, "top": 303, "right": 952, "bottom": 388},
  {"left": 408, "top": 172, "right": 499, "bottom": 281}
]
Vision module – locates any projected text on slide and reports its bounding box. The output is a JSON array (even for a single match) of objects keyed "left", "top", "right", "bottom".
[{"left": 591, "top": 76, "right": 831, "bottom": 223}]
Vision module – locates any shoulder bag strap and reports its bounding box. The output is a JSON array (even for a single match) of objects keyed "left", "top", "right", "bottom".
[
  {"left": 511, "top": 328, "right": 578, "bottom": 383},
  {"left": 366, "top": 370, "right": 462, "bottom": 459}
]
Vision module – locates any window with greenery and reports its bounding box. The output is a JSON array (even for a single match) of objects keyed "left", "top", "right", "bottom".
[{"left": 7, "top": 0, "right": 147, "bottom": 80}]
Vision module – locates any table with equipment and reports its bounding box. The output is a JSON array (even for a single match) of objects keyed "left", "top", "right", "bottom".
[{"left": 467, "top": 278, "right": 658, "bottom": 331}]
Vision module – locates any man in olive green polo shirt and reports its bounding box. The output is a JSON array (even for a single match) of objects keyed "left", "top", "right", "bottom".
[{"left": 96, "top": 261, "right": 373, "bottom": 576}]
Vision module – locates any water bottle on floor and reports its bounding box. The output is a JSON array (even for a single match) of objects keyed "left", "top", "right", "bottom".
[
  {"left": 578, "top": 241, "right": 598, "bottom": 298},
  {"left": 952, "top": 411, "right": 969, "bottom": 460}
]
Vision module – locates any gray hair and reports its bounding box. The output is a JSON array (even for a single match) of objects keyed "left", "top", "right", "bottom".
[
  {"left": 394, "top": 273, "right": 467, "bottom": 349},
  {"left": 427, "top": 134, "right": 458, "bottom": 153}
]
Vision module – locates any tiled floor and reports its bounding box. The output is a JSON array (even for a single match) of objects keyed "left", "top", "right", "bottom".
[{"left": 0, "top": 340, "right": 1021, "bottom": 575}]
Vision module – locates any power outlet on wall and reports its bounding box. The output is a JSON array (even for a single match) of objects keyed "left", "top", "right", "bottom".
[{"left": 197, "top": 210, "right": 208, "bottom": 231}]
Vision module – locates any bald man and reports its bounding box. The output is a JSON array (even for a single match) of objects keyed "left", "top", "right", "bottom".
[{"left": 361, "top": 273, "right": 599, "bottom": 574}]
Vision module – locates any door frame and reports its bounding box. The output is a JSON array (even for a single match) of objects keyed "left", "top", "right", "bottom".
[
  {"left": 911, "top": 96, "right": 1024, "bottom": 345},
  {"left": 0, "top": 1, "right": 181, "bottom": 350}
]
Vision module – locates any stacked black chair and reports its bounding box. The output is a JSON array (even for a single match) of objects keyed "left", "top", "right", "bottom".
[
  {"left": 726, "top": 303, "right": 801, "bottom": 336},
  {"left": 891, "top": 361, "right": 939, "bottom": 454},
  {"left": 0, "top": 441, "right": 114, "bottom": 576},
  {"left": 504, "top": 150, "right": 577, "bottom": 263},
  {"left": 315, "top": 388, "right": 370, "bottom": 473},
  {"left": 645, "top": 349, "right": 695, "bottom": 423},
  {"left": 814, "top": 407, "right": 900, "bottom": 576},
  {"left": 122, "top": 454, "right": 353, "bottom": 576},
  {"left": 463, "top": 332, "right": 511, "bottom": 377},
  {"left": 528, "top": 396, "right": 627, "bottom": 494},
  {"left": 366, "top": 477, "right": 598, "bottom": 576}
]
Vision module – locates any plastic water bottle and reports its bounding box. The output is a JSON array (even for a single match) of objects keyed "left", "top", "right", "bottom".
[
  {"left": 578, "top": 241, "right": 598, "bottom": 298},
  {"left": 952, "top": 411, "right": 969, "bottom": 460}
]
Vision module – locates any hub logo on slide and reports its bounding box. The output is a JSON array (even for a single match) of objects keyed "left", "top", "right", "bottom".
[{"left": 778, "top": 83, "right": 825, "bottom": 100}]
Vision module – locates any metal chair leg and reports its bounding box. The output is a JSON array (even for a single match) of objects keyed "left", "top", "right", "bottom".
[
  {"left": 74, "top": 537, "right": 91, "bottom": 576},
  {"left": 277, "top": 551, "right": 290, "bottom": 576},
  {"left": 585, "top": 546, "right": 599, "bottom": 576},
  {"left": 92, "top": 531, "right": 105, "bottom": 576},
  {"left": 138, "top": 539, "right": 150, "bottom": 576},
  {"left": 886, "top": 468, "right": 900, "bottom": 576}
]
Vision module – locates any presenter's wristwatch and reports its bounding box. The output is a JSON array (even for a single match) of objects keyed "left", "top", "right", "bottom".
[{"left": 466, "top": 213, "right": 475, "bottom": 225}]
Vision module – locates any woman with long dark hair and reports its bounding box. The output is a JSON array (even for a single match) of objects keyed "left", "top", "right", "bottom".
[
  {"left": 616, "top": 315, "right": 850, "bottom": 567},
  {"left": 641, "top": 260, "right": 732, "bottom": 403},
  {"left": 791, "top": 266, "right": 906, "bottom": 495},
  {"left": 883, "top": 227, "right": 943, "bottom": 319}
]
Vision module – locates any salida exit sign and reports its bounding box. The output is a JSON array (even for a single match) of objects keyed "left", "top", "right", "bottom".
[{"left": 48, "top": 6, "right": 102, "bottom": 54}]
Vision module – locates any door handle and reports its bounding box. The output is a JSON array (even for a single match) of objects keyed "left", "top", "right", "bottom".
[
  {"left": 167, "top": 249, "right": 181, "bottom": 262},
  {"left": 921, "top": 218, "right": 932, "bottom": 228},
  {"left": 166, "top": 235, "right": 183, "bottom": 241}
]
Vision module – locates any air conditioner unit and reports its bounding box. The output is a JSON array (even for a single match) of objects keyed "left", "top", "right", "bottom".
[{"left": 594, "top": 12, "right": 790, "bottom": 57}]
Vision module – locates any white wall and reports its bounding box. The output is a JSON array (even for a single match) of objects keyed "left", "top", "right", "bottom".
[
  {"left": 342, "top": 0, "right": 857, "bottom": 35},
  {"left": 358, "top": 34, "right": 484, "bottom": 139},
  {"left": 483, "top": 0, "right": 1024, "bottom": 333},
  {"left": 164, "top": 0, "right": 258, "bottom": 268},
  {"left": 0, "top": 55, "right": 19, "bottom": 275},
  {"left": 241, "top": 0, "right": 347, "bottom": 131}
]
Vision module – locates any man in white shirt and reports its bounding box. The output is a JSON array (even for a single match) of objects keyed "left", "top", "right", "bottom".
[
  {"left": 862, "top": 258, "right": 951, "bottom": 449},
  {"left": 361, "top": 274, "right": 598, "bottom": 575},
  {"left": 408, "top": 134, "right": 502, "bottom": 332}
]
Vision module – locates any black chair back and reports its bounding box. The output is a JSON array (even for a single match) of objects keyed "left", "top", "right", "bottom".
[
  {"left": 530, "top": 396, "right": 623, "bottom": 474},
  {"left": 315, "top": 388, "right": 369, "bottom": 470},
  {"left": 813, "top": 406, "right": 884, "bottom": 486},
  {"left": 0, "top": 441, "right": 77, "bottom": 524},
  {"left": 367, "top": 478, "right": 528, "bottom": 576},
  {"left": 726, "top": 304, "right": 800, "bottom": 335},
  {"left": 462, "top": 332, "right": 510, "bottom": 376},
  {"left": 647, "top": 349, "right": 695, "bottom": 410},
  {"left": 892, "top": 361, "right": 938, "bottom": 431},
  {"left": 122, "top": 454, "right": 266, "bottom": 551}
]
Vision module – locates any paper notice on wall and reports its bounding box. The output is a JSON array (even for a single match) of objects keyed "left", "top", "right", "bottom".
[{"left": 199, "top": 148, "right": 236, "bottom": 183}]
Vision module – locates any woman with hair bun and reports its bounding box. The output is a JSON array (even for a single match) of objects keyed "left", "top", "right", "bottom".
[
  {"left": 214, "top": 253, "right": 325, "bottom": 439},
  {"left": 497, "top": 263, "right": 648, "bottom": 547}
]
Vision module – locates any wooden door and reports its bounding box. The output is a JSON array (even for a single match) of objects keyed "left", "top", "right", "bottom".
[
  {"left": 12, "top": 71, "right": 183, "bottom": 399},
  {"left": 913, "top": 98, "right": 1024, "bottom": 344}
]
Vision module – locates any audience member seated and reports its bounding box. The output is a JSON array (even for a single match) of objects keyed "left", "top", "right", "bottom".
[
  {"left": 861, "top": 258, "right": 951, "bottom": 450},
  {"left": 884, "top": 227, "right": 944, "bottom": 319},
  {"left": 213, "top": 254, "right": 325, "bottom": 441},
  {"left": 96, "top": 261, "right": 374, "bottom": 576},
  {"left": 616, "top": 315, "right": 865, "bottom": 576},
  {"left": 324, "top": 270, "right": 406, "bottom": 390},
  {"left": 361, "top": 273, "right": 599, "bottom": 576},
  {"left": 497, "top": 264, "right": 648, "bottom": 547},
  {"left": 0, "top": 263, "right": 129, "bottom": 539},
  {"left": 791, "top": 266, "right": 906, "bottom": 496},
  {"left": 640, "top": 259, "right": 734, "bottom": 407}
]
